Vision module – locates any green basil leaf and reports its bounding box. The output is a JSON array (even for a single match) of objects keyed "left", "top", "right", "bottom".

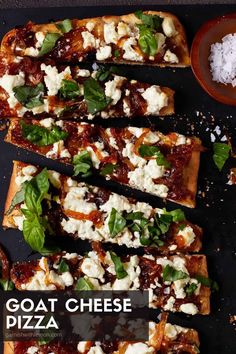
[
  {"left": 24, "top": 168, "right": 49, "bottom": 214},
  {"left": 56, "top": 19, "right": 73, "bottom": 33},
  {"left": 213, "top": 143, "right": 231, "bottom": 171},
  {"left": 108, "top": 208, "right": 127, "bottom": 238},
  {"left": 13, "top": 83, "right": 44, "bottom": 108},
  {"left": 163, "top": 264, "right": 188, "bottom": 282},
  {"left": 138, "top": 26, "right": 157, "bottom": 56},
  {"left": 73, "top": 151, "right": 93, "bottom": 178},
  {"left": 58, "top": 259, "right": 69, "bottom": 273},
  {"left": 39, "top": 245, "right": 61, "bottom": 256},
  {"left": 23, "top": 215, "right": 46, "bottom": 252},
  {"left": 138, "top": 144, "right": 160, "bottom": 157},
  {"left": 156, "top": 151, "right": 171, "bottom": 168},
  {"left": 126, "top": 211, "right": 145, "bottom": 221},
  {"left": 100, "top": 163, "right": 118, "bottom": 176},
  {"left": 59, "top": 79, "right": 81, "bottom": 99},
  {"left": 139, "top": 234, "right": 151, "bottom": 246},
  {"left": 96, "top": 66, "right": 121, "bottom": 82},
  {"left": 178, "top": 223, "right": 186, "bottom": 231},
  {"left": 21, "top": 120, "right": 68, "bottom": 147},
  {"left": 169, "top": 209, "right": 186, "bottom": 223},
  {"left": 38, "top": 33, "right": 61, "bottom": 56},
  {"left": 84, "top": 77, "right": 111, "bottom": 114},
  {"left": 109, "top": 251, "right": 128, "bottom": 280},
  {"left": 135, "top": 10, "right": 163, "bottom": 30},
  {"left": 114, "top": 49, "right": 120, "bottom": 58},
  {"left": 185, "top": 283, "right": 198, "bottom": 296},
  {"left": 75, "top": 277, "right": 94, "bottom": 290},
  {"left": 0, "top": 279, "right": 14, "bottom": 291},
  {"left": 194, "top": 275, "right": 219, "bottom": 291},
  {"left": 6, "top": 182, "right": 28, "bottom": 215}
]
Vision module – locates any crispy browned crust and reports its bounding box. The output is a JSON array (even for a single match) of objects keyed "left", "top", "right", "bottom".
[
  {"left": 3, "top": 341, "right": 14, "bottom": 354},
  {"left": 1, "top": 11, "right": 190, "bottom": 67},
  {"left": 2, "top": 161, "right": 22, "bottom": 229}
]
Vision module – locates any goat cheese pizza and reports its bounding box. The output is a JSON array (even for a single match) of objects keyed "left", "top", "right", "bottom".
[{"left": 1, "top": 11, "right": 190, "bottom": 67}]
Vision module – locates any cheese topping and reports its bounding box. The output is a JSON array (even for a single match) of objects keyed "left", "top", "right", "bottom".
[
  {"left": 41, "top": 64, "right": 71, "bottom": 96},
  {"left": 141, "top": 86, "right": 168, "bottom": 114}
]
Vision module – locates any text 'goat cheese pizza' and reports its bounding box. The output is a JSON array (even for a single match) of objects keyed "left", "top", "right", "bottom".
[
  {"left": 9, "top": 243, "right": 210, "bottom": 315},
  {"left": 0, "top": 55, "right": 174, "bottom": 120},
  {"left": 6, "top": 120, "right": 203, "bottom": 207},
  {"left": 3, "top": 161, "right": 202, "bottom": 253},
  {"left": 4, "top": 313, "right": 200, "bottom": 354},
  {"left": 1, "top": 11, "right": 190, "bottom": 67}
]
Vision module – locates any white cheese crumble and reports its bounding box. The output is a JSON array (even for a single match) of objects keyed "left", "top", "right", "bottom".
[
  {"left": 162, "top": 17, "right": 177, "bottom": 37},
  {"left": 15, "top": 165, "right": 37, "bottom": 186},
  {"left": 141, "top": 86, "right": 168, "bottom": 114},
  {"left": 123, "top": 38, "right": 143, "bottom": 62},
  {"left": 105, "top": 75, "right": 124, "bottom": 105},
  {"left": 177, "top": 225, "right": 196, "bottom": 247},
  {"left": 164, "top": 323, "right": 188, "bottom": 340},
  {"left": 77, "top": 69, "right": 91, "bottom": 77},
  {"left": 81, "top": 258, "right": 105, "bottom": 280},
  {"left": 125, "top": 343, "right": 154, "bottom": 354},
  {"left": 87, "top": 346, "right": 104, "bottom": 354},
  {"left": 82, "top": 31, "right": 97, "bottom": 48},
  {"left": 164, "top": 49, "right": 179, "bottom": 64},
  {"left": 96, "top": 45, "right": 112, "bottom": 60},
  {"left": 122, "top": 142, "right": 146, "bottom": 167},
  {"left": 63, "top": 186, "right": 97, "bottom": 214},
  {"left": 0, "top": 72, "right": 25, "bottom": 109},
  {"left": 26, "top": 347, "right": 39, "bottom": 354},
  {"left": 41, "top": 64, "right": 71, "bottom": 96},
  {"left": 86, "top": 141, "right": 109, "bottom": 169},
  {"left": 104, "top": 22, "right": 119, "bottom": 44},
  {"left": 117, "top": 22, "right": 131, "bottom": 37},
  {"left": 46, "top": 140, "right": 71, "bottom": 159},
  {"left": 163, "top": 296, "right": 176, "bottom": 311},
  {"left": 39, "top": 118, "right": 55, "bottom": 128},
  {"left": 179, "top": 303, "right": 198, "bottom": 315}
]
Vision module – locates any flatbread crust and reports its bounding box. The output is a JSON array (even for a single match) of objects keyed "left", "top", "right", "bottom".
[
  {"left": 3, "top": 342, "right": 14, "bottom": 354},
  {"left": 1, "top": 11, "right": 190, "bottom": 67},
  {"left": 5, "top": 121, "right": 202, "bottom": 208}
]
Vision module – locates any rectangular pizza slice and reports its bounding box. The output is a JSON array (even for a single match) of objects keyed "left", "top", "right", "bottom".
[
  {"left": 1, "top": 11, "right": 190, "bottom": 67},
  {"left": 3, "top": 316, "right": 200, "bottom": 353},
  {"left": 3, "top": 161, "right": 203, "bottom": 253},
  {"left": 9, "top": 244, "right": 210, "bottom": 314},
  {"left": 0, "top": 55, "right": 174, "bottom": 119},
  {"left": 6, "top": 120, "right": 203, "bottom": 208}
]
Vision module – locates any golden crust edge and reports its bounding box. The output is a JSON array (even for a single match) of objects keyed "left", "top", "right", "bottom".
[{"left": 3, "top": 341, "right": 14, "bottom": 354}]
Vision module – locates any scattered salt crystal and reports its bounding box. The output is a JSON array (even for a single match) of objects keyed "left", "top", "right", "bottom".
[
  {"left": 214, "top": 125, "right": 221, "bottom": 135},
  {"left": 209, "top": 33, "right": 236, "bottom": 86},
  {"left": 221, "top": 135, "right": 227, "bottom": 142},
  {"left": 210, "top": 133, "right": 216, "bottom": 142}
]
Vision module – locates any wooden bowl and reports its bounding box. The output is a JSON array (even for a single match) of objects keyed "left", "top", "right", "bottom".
[{"left": 191, "top": 13, "right": 236, "bottom": 106}]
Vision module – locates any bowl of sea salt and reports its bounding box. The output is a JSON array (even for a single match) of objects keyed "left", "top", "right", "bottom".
[{"left": 191, "top": 13, "right": 236, "bottom": 105}]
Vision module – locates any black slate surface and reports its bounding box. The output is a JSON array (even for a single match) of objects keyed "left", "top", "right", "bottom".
[{"left": 0, "top": 4, "right": 236, "bottom": 354}]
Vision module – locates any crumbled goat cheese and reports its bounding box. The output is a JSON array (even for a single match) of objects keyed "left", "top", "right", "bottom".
[
  {"left": 104, "top": 22, "right": 119, "bottom": 44},
  {"left": 105, "top": 75, "right": 124, "bottom": 105},
  {"left": 81, "top": 258, "right": 105, "bottom": 280},
  {"left": 123, "top": 38, "right": 143, "bottom": 61},
  {"left": 82, "top": 31, "right": 97, "bottom": 48},
  {"left": 0, "top": 72, "right": 25, "bottom": 108},
  {"left": 164, "top": 49, "right": 179, "bottom": 63},
  {"left": 177, "top": 225, "right": 196, "bottom": 247},
  {"left": 141, "top": 86, "right": 168, "bottom": 114},
  {"left": 162, "top": 17, "right": 177, "bottom": 37},
  {"left": 41, "top": 64, "right": 71, "bottom": 96},
  {"left": 125, "top": 342, "right": 154, "bottom": 354},
  {"left": 96, "top": 45, "right": 112, "bottom": 60},
  {"left": 179, "top": 303, "right": 198, "bottom": 315},
  {"left": 63, "top": 186, "right": 97, "bottom": 214},
  {"left": 46, "top": 140, "right": 71, "bottom": 159},
  {"left": 117, "top": 22, "right": 131, "bottom": 37},
  {"left": 39, "top": 118, "right": 55, "bottom": 128}
]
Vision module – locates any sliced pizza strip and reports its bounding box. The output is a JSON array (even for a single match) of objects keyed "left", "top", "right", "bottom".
[
  {"left": 4, "top": 318, "right": 200, "bottom": 353},
  {"left": 0, "top": 55, "right": 174, "bottom": 119},
  {"left": 3, "top": 161, "right": 202, "bottom": 253},
  {"left": 10, "top": 243, "right": 210, "bottom": 314},
  {"left": 1, "top": 11, "right": 190, "bottom": 67},
  {"left": 6, "top": 120, "right": 203, "bottom": 207}
]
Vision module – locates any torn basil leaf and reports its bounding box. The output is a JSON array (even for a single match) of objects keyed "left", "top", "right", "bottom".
[
  {"left": 75, "top": 277, "right": 94, "bottom": 290},
  {"left": 138, "top": 26, "right": 157, "bottom": 56},
  {"left": 56, "top": 19, "right": 73, "bottom": 33},
  {"left": 96, "top": 66, "right": 121, "bottom": 82},
  {"left": 138, "top": 144, "right": 171, "bottom": 168},
  {"left": 21, "top": 120, "right": 68, "bottom": 146},
  {"left": 100, "top": 163, "right": 118, "bottom": 176},
  {"left": 21, "top": 168, "right": 50, "bottom": 252},
  {"left": 169, "top": 209, "right": 186, "bottom": 223},
  {"left": 58, "top": 259, "right": 69, "bottom": 273},
  {"left": 38, "top": 32, "right": 61, "bottom": 56},
  {"left": 194, "top": 275, "right": 219, "bottom": 292},
  {"left": 13, "top": 83, "right": 44, "bottom": 108},
  {"left": 155, "top": 151, "right": 171, "bottom": 168},
  {"left": 6, "top": 182, "right": 28, "bottom": 215},
  {"left": 108, "top": 208, "right": 127, "bottom": 238},
  {"left": 0, "top": 279, "right": 14, "bottom": 291},
  {"left": 59, "top": 79, "right": 81, "bottom": 99},
  {"left": 84, "top": 77, "right": 111, "bottom": 114},
  {"left": 185, "top": 283, "right": 198, "bottom": 296},
  {"left": 109, "top": 251, "right": 128, "bottom": 279},
  {"left": 163, "top": 264, "right": 188, "bottom": 282},
  {"left": 213, "top": 142, "right": 231, "bottom": 171},
  {"left": 135, "top": 10, "right": 163, "bottom": 30},
  {"left": 73, "top": 151, "right": 93, "bottom": 178}
]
